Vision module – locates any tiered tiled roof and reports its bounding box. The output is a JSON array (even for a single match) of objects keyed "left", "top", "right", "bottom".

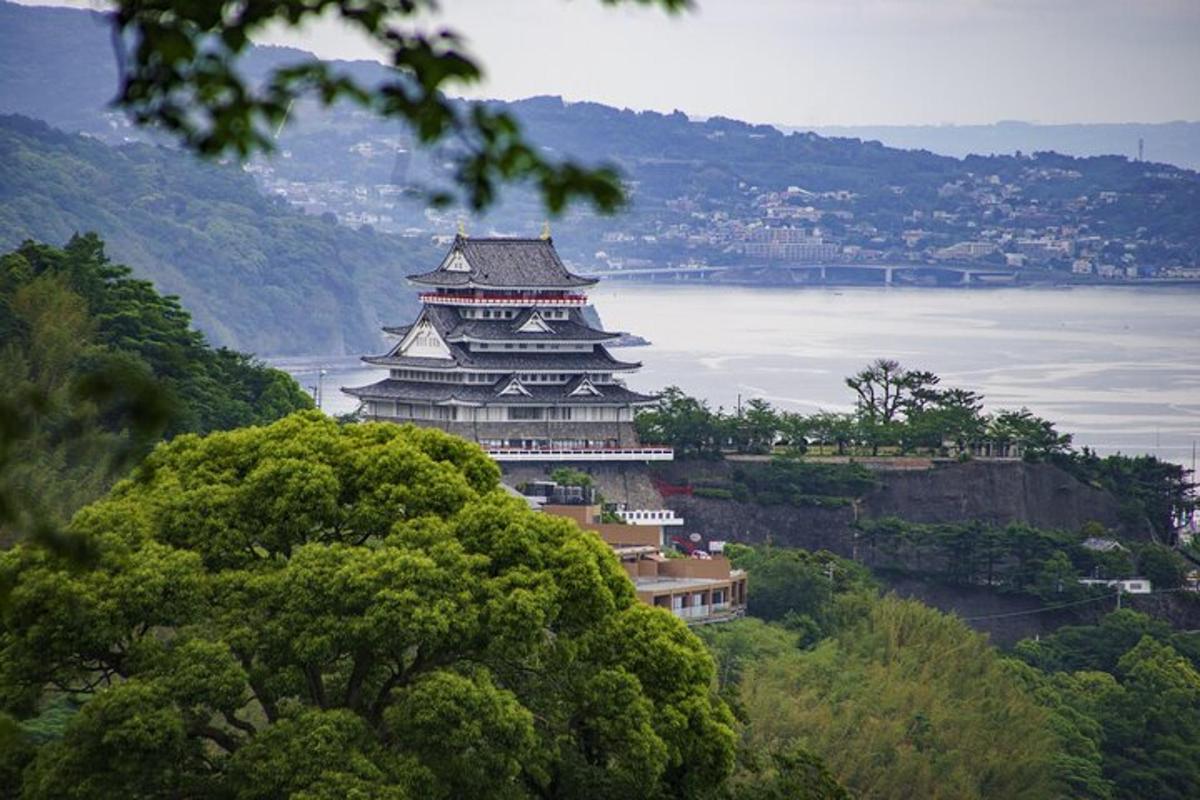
[
  {"left": 408, "top": 236, "right": 596, "bottom": 289},
  {"left": 363, "top": 346, "right": 641, "bottom": 372},
  {"left": 344, "top": 378, "right": 656, "bottom": 406},
  {"left": 346, "top": 234, "right": 658, "bottom": 418},
  {"left": 386, "top": 306, "right": 619, "bottom": 343}
]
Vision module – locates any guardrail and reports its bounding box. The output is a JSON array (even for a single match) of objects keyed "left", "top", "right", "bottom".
[{"left": 617, "top": 509, "right": 685, "bottom": 526}]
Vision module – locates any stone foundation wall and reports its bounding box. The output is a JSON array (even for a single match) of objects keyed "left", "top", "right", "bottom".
[{"left": 501, "top": 463, "right": 663, "bottom": 508}]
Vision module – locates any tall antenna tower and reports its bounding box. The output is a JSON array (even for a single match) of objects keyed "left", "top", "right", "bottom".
[{"left": 1138, "top": 137, "right": 1144, "bottom": 162}]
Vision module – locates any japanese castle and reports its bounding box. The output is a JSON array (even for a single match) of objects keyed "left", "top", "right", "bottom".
[{"left": 344, "top": 233, "right": 671, "bottom": 461}]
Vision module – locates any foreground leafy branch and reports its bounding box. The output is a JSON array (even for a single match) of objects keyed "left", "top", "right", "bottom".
[{"left": 110, "top": 0, "right": 689, "bottom": 212}]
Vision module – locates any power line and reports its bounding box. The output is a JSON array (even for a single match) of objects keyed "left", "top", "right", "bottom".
[
  {"left": 960, "top": 586, "right": 1191, "bottom": 622},
  {"left": 961, "top": 593, "right": 1118, "bottom": 621}
]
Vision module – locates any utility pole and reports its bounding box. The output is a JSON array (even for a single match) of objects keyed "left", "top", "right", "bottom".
[
  {"left": 316, "top": 368, "right": 328, "bottom": 411},
  {"left": 1116, "top": 585, "right": 1122, "bottom": 611}
]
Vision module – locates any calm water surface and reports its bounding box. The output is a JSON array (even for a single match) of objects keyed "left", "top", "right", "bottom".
[{"left": 277, "top": 285, "right": 1200, "bottom": 466}]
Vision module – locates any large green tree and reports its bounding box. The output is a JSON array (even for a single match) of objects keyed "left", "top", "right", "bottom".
[{"left": 0, "top": 412, "right": 734, "bottom": 798}]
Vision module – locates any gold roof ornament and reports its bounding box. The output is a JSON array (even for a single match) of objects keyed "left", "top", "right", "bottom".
[
  {"left": 457, "top": 220, "right": 467, "bottom": 237},
  {"left": 540, "top": 220, "right": 551, "bottom": 240}
]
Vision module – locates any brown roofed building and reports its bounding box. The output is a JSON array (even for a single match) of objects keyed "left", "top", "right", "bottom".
[{"left": 543, "top": 502, "right": 748, "bottom": 625}]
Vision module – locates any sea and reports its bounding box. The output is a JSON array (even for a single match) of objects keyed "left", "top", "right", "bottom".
[{"left": 273, "top": 285, "right": 1200, "bottom": 467}]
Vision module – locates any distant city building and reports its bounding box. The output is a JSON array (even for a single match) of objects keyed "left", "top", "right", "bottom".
[
  {"left": 934, "top": 241, "right": 998, "bottom": 260},
  {"left": 1016, "top": 238, "right": 1073, "bottom": 262},
  {"left": 742, "top": 227, "right": 839, "bottom": 261},
  {"left": 344, "top": 234, "right": 667, "bottom": 460}
]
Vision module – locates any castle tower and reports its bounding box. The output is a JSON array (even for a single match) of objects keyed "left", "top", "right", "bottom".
[{"left": 344, "top": 234, "right": 669, "bottom": 461}]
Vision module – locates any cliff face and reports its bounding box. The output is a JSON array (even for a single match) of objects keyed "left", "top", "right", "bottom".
[
  {"left": 861, "top": 461, "right": 1144, "bottom": 536},
  {"left": 658, "top": 459, "right": 1160, "bottom": 643},
  {"left": 660, "top": 459, "right": 1149, "bottom": 550}
]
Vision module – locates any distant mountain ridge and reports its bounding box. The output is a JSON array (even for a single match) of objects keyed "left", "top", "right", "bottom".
[
  {"left": 799, "top": 121, "right": 1200, "bottom": 172},
  {"left": 1, "top": 0, "right": 1197, "bottom": 305},
  {"left": 0, "top": 114, "right": 429, "bottom": 355},
  {"left": 2, "top": 1, "right": 1196, "bottom": 170}
]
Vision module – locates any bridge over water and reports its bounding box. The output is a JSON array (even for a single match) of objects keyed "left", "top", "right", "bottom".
[{"left": 585, "top": 263, "right": 1019, "bottom": 286}]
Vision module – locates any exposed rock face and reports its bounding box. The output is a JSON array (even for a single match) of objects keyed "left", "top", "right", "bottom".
[
  {"left": 659, "top": 460, "right": 1149, "bottom": 549},
  {"left": 666, "top": 496, "right": 857, "bottom": 552},
  {"left": 862, "top": 461, "right": 1142, "bottom": 536},
  {"left": 498, "top": 458, "right": 1188, "bottom": 642},
  {"left": 655, "top": 459, "right": 1167, "bottom": 642}
]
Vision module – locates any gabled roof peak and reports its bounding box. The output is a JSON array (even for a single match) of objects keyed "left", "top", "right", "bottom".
[
  {"left": 567, "top": 375, "right": 604, "bottom": 397},
  {"left": 409, "top": 234, "right": 596, "bottom": 289},
  {"left": 496, "top": 375, "right": 533, "bottom": 397}
]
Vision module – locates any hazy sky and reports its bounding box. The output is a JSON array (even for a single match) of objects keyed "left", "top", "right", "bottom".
[{"left": 34, "top": 0, "right": 1200, "bottom": 126}]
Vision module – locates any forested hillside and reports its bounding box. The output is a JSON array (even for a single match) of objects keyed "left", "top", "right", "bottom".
[
  {"left": 0, "top": 236, "right": 313, "bottom": 542},
  {"left": 701, "top": 545, "right": 1200, "bottom": 800},
  {"left": 0, "top": 115, "right": 429, "bottom": 355}
]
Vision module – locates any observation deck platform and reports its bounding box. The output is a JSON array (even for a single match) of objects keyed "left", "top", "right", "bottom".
[{"left": 484, "top": 446, "right": 674, "bottom": 462}]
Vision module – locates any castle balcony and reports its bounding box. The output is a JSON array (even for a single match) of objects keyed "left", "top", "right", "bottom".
[
  {"left": 420, "top": 292, "right": 589, "bottom": 308},
  {"left": 484, "top": 445, "right": 674, "bottom": 462}
]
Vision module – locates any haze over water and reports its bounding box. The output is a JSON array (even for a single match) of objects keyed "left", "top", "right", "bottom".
[{"left": 283, "top": 285, "right": 1200, "bottom": 466}]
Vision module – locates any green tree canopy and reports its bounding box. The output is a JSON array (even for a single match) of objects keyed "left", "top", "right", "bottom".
[
  {"left": 0, "top": 412, "right": 735, "bottom": 798},
  {"left": 635, "top": 386, "right": 727, "bottom": 459},
  {"left": 845, "top": 358, "right": 939, "bottom": 426},
  {"left": 987, "top": 408, "right": 1072, "bottom": 460},
  {"left": 737, "top": 597, "right": 1066, "bottom": 799},
  {"left": 722, "top": 545, "right": 875, "bottom": 643},
  {"left": 1013, "top": 614, "right": 1200, "bottom": 799}
]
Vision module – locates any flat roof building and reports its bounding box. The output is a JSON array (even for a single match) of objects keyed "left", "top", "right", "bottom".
[{"left": 542, "top": 500, "right": 748, "bottom": 625}]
